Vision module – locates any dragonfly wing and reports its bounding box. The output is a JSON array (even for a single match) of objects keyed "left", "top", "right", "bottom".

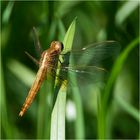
[
  {"left": 58, "top": 65, "right": 108, "bottom": 87},
  {"left": 32, "top": 27, "right": 43, "bottom": 57},
  {"left": 69, "top": 41, "right": 121, "bottom": 67},
  {"left": 58, "top": 41, "right": 120, "bottom": 86}
]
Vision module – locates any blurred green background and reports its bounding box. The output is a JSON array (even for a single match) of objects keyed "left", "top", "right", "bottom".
[{"left": 1, "top": 1, "right": 139, "bottom": 139}]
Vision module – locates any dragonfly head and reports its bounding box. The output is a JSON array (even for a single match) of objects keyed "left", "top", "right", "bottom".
[{"left": 50, "top": 41, "right": 64, "bottom": 53}]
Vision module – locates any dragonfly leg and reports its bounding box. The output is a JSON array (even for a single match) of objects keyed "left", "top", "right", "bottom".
[{"left": 25, "top": 51, "right": 39, "bottom": 65}]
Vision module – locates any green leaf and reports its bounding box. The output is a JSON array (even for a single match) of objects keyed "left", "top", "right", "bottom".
[
  {"left": 7, "top": 59, "right": 36, "bottom": 87},
  {"left": 62, "top": 17, "right": 76, "bottom": 54},
  {"left": 97, "top": 37, "right": 139, "bottom": 139},
  {"left": 50, "top": 18, "right": 76, "bottom": 140},
  {"left": 1, "top": 60, "right": 13, "bottom": 138},
  {"left": 103, "top": 37, "right": 139, "bottom": 107},
  {"left": 55, "top": 2, "right": 79, "bottom": 18},
  {"left": 1, "top": 59, "right": 20, "bottom": 138},
  {"left": 115, "top": 94, "right": 139, "bottom": 122},
  {"left": 50, "top": 83, "right": 67, "bottom": 140},
  {"left": 2, "top": 1, "right": 14, "bottom": 24},
  {"left": 115, "top": 1, "right": 139, "bottom": 25}
]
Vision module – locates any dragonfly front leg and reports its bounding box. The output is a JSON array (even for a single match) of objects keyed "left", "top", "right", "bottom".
[{"left": 25, "top": 51, "right": 39, "bottom": 66}]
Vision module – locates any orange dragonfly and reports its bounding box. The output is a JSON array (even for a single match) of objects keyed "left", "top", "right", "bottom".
[{"left": 19, "top": 27, "right": 120, "bottom": 117}]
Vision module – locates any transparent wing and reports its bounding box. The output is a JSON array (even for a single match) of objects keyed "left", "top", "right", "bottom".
[
  {"left": 63, "top": 40, "right": 121, "bottom": 67},
  {"left": 58, "top": 41, "right": 121, "bottom": 85},
  {"left": 59, "top": 65, "right": 107, "bottom": 85}
]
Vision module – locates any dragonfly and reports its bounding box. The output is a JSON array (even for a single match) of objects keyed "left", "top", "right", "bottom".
[{"left": 19, "top": 27, "right": 120, "bottom": 117}]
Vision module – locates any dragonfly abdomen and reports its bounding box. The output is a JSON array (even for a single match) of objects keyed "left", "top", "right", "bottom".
[{"left": 19, "top": 66, "right": 47, "bottom": 117}]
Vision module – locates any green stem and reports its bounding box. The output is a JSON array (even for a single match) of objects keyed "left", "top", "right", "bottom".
[
  {"left": 103, "top": 37, "right": 139, "bottom": 108},
  {"left": 97, "top": 37, "right": 140, "bottom": 139}
]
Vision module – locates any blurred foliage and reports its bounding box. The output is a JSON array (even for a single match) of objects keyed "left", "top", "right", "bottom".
[{"left": 1, "top": 1, "right": 139, "bottom": 139}]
